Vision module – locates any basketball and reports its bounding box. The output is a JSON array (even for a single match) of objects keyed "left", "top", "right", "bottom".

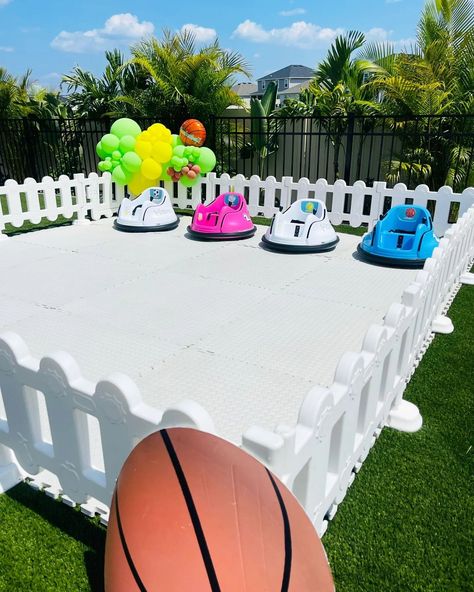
[
  {"left": 104, "top": 427, "right": 334, "bottom": 591},
  {"left": 179, "top": 119, "right": 206, "bottom": 147}
]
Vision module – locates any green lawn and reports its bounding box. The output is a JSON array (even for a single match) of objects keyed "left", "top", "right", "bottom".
[
  {"left": 0, "top": 215, "right": 471, "bottom": 591},
  {"left": 324, "top": 277, "right": 474, "bottom": 592}
]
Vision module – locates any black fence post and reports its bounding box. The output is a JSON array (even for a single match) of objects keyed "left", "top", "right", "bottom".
[
  {"left": 207, "top": 115, "right": 216, "bottom": 153},
  {"left": 344, "top": 113, "right": 355, "bottom": 184},
  {"left": 22, "top": 118, "right": 39, "bottom": 180}
]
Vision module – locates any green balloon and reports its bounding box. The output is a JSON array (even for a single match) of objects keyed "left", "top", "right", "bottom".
[
  {"left": 180, "top": 174, "right": 200, "bottom": 187},
  {"left": 96, "top": 141, "right": 107, "bottom": 159},
  {"left": 121, "top": 151, "right": 142, "bottom": 173},
  {"left": 112, "top": 150, "right": 122, "bottom": 160},
  {"left": 119, "top": 134, "right": 136, "bottom": 153},
  {"left": 173, "top": 145, "right": 186, "bottom": 158},
  {"left": 112, "top": 165, "right": 132, "bottom": 186},
  {"left": 160, "top": 167, "right": 172, "bottom": 181},
  {"left": 105, "top": 156, "right": 112, "bottom": 161},
  {"left": 110, "top": 118, "right": 141, "bottom": 139},
  {"left": 98, "top": 160, "right": 112, "bottom": 171},
  {"left": 111, "top": 159, "right": 121, "bottom": 168},
  {"left": 171, "top": 134, "right": 183, "bottom": 148},
  {"left": 197, "top": 147, "right": 216, "bottom": 173},
  {"left": 101, "top": 133, "right": 120, "bottom": 153}
]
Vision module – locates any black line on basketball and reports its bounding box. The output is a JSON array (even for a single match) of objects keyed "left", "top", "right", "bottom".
[
  {"left": 161, "top": 429, "right": 221, "bottom": 592},
  {"left": 115, "top": 491, "right": 148, "bottom": 592},
  {"left": 266, "top": 468, "right": 293, "bottom": 592}
]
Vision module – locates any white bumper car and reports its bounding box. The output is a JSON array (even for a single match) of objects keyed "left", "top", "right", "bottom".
[
  {"left": 114, "top": 187, "right": 179, "bottom": 232},
  {"left": 262, "top": 199, "right": 339, "bottom": 253}
]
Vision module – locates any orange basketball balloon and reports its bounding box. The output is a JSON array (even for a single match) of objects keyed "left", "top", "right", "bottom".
[
  {"left": 104, "top": 428, "right": 335, "bottom": 592},
  {"left": 179, "top": 119, "right": 206, "bottom": 147}
]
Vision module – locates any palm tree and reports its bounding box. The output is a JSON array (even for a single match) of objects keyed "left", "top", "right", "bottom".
[
  {"left": 130, "top": 30, "right": 250, "bottom": 128},
  {"left": 62, "top": 49, "right": 146, "bottom": 118},
  {"left": 287, "top": 31, "right": 381, "bottom": 180},
  {"left": 360, "top": 0, "right": 474, "bottom": 188},
  {"left": 0, "top": 68, "right": 64, "bottom": 118}
]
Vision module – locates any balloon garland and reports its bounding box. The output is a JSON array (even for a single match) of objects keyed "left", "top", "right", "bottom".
[{"left": 96, "top": 117, "right": 217, "bottom": 196}]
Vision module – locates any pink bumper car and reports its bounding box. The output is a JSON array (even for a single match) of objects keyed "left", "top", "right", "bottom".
[{"left": 187, "top": 192, "right": 256, "bottom": 240}]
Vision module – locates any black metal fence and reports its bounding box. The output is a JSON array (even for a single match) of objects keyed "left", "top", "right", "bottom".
[
  {"left": 212, "top": 114, "right": 474, "bottom": 192},
  {"left": 0, "top": 114, "right": 473, "bottom": 192},
  {"left": 0, "top": 117, "right": 167, "bottom": 185}
]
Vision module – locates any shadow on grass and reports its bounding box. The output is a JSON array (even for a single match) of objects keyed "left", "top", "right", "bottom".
[{"left": 6, "top": 483, "right": 106, "bottom": 592}]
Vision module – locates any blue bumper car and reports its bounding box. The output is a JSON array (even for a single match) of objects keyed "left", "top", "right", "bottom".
[{"left": 357, "top": 205, "right": 439, "bottom": 267}]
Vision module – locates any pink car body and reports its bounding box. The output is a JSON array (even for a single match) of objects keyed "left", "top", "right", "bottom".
[{"left": 187, "top": 192, "right": 256, "bottom": 240}]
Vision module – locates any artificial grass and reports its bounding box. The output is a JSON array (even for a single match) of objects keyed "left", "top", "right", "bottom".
[
  {"left": 1, "top": 194, "right": 76, "bottom": 236},
  {"left": 324, "top": 277, "right": 474, "bottom": 591},
  {"left": 0, "top": 485, "right": 105, "bottom": 592}
]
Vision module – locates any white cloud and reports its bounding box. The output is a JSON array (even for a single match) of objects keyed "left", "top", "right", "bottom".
[
  {"left": 232, "top": 20, "right": 406, "bottom": 50},
  {"left": 51, "top": 13, "right": 154, "bottom": 53},
  {"left": 233, "top": 20, "right": 343, "bottom": 49},
  {"left": 279, "top": 8, "right": 306, "bottom": 16},
  {"left": 180, "top": 23, "right": 217, "bottom": 43},
  {"left": 365, "top": 27, "right": 392, "bottom": 42},
  {"left": 0, "top": 0, "right": 12, "bottom": 5},
  {"left": 0, "top": 46, "right": 13, "bottom": 52}
]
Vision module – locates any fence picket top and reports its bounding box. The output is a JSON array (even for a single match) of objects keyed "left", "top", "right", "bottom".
[
  {"left": 333, "top": 351, "right": 366, "bottom": 388},
  {"left": 0, "top": 332, "right": 37, "bottom": 373},
  {"left": 384, "top": 301, "right": 408, "bottom": 328},
  {"left": 38, "top": 352, "right": 92, "bottom": 399},
  {"left": 94, "top": 372, "right": 162, "bottom": 425},
  {"left": 361, "top": 323, "right": 390, "bottom": 356}
]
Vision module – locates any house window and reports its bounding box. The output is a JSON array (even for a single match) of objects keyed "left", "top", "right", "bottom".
[
  {"left": 284, "top": 80, "right": 288, "bottom": 88},
  {"left": 262, "top": 81, "right": 266, "bottom": 89}
]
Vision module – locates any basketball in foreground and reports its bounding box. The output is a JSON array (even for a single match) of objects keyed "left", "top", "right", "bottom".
[{"left": 104, "top": 427, "right": 335, "bottom": 591}]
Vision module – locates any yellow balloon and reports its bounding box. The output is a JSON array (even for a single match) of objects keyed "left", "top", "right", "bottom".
[
  {"left": 160, "top": 130, "right": 172, "bottom": 143},
  {"left": 148, "top": 123, "right": 173, "bottom": 142},
  {"left": 151, "top": 141, "right": 173, "bottom": 163},
  {"left": 148, "top": 123, "right": 165, "bottom": 137},
  {"left": 135, "top": 140, "right": 152, "bottom": 159},
  {"left": 128, "top": 172, "right": 152, "bottom": 196},
  {"left": 141, "top": 158, "right": 162, "bottom": 180},
  {"left": 140, "top": 131, "right": 152, "bottom": 142}
]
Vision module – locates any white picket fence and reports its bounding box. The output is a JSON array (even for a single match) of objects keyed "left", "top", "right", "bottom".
[
  {"left": 1, "top": 172, "right": 474, "bottom": 239},
  {"left": 243, "top": 205, "right": 474, "bottom": 534},
  {"left": 0, "top": 335, "right": 216, "bottom": 518},
  {"left": 0, "top": 172, "right": 473, "bottom": 534}
]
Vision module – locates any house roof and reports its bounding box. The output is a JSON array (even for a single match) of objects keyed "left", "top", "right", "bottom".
[
  {"left": 231, "top": 82, "right": 258, "bottom": 97},
  {"left": 257, "top": 65, "right": 314, "bottom": 81},
  {"left": 278, "top": 80, "right": 311, "bottom": 95}
]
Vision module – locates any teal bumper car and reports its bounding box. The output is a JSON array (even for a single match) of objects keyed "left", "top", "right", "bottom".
[{"left": 357, "top": 205, "right": 439, "bottom": 267}]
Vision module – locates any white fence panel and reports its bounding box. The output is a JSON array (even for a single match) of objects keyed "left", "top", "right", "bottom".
[
  {"left": 0, "top": 332, "right": 215, "bottom": 519},
  {"left": 242, "top": 204, "right": 474, "bottom": 535},
  {"left": 1, "top": 172, "right": 474, "bottom": 239}
]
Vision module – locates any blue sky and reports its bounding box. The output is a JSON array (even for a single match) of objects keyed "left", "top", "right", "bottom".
[{"left": 0, "top": 0, "right": 425, "bottom": 88}]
